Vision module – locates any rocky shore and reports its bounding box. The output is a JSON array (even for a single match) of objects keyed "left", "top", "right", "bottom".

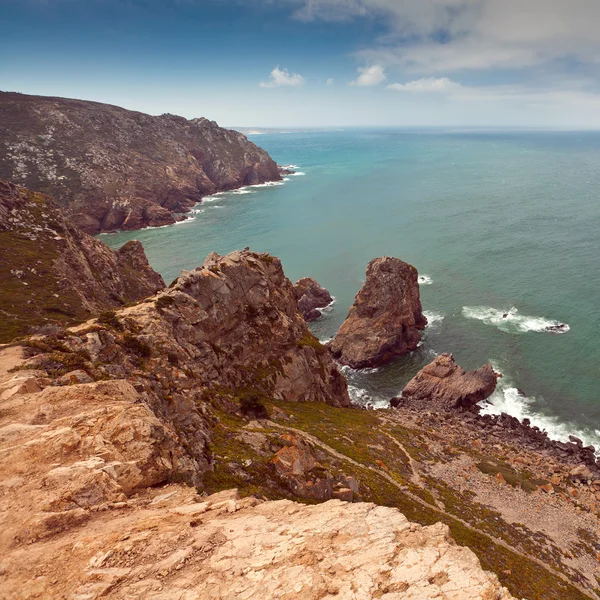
[
  {"left": 0, "top": 91, "right": 282, "bottom": 233},
  {"left": 1, "top": 229, "right": 600, "bottom": 598}
]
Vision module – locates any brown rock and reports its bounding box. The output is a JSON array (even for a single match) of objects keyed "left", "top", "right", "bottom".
[
  {"left": 329, "top": 257, "right": 427, "bottom": 369},
  {"left": 293, "top": 277, "right": 333, "bottom": 321},
  {"left": 0, "top": 91, "right": 281, "bottom": 233},
  {"left": 400, "top": 354, "right": 498, "bottom": 411},
  {"left": 332, "top": 487, "right": 354, "bottom": 502},
  {"left": 0, "top": 180, "right": 164, "bottom": 342}
]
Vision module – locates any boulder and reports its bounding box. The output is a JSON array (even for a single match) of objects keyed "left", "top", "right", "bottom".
[
  {"left": 400, "top": 353, "right": 499, "bottom": 411},
  {"left": 329, "top": 257, "right": 427, "bottom": 369},
  {"left": 293, "top": 277, "right": 333, "bottom": 321}
]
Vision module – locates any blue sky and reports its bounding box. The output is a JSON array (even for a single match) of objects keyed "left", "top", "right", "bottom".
[{"left": 3, "top": 0, "right": 600, "bottom": 127}]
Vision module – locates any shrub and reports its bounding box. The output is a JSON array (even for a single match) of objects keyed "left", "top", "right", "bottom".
[
  {"left": 239, "top": 392, "right": 268, "bottom": 419},
  {"left": 97, "top": 310, "right": 123, "bottom": 331},
  {"left": 121, "top": 333, "right": 152, "bottom": 357}
]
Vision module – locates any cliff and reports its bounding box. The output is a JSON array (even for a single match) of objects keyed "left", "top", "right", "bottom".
[
  {"left": 0, "top": 180, "right": 164, "bottom": 342},
  {"left": 0, "top": 91, "right": 281, "bottom": 233},
  {"left": 1, "top": 250, "right": 599, "bottom": 599}
]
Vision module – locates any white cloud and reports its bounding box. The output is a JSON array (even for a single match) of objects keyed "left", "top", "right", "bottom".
[
  {"left": 349, "top": 64, "right": 386, "bottom": 86},
  {"left": 260, "top": 66, "right": 306, "bottom": 88},
  {"left": 388, "top": 77, "right": 463, "bottom": 93},
  {"left": 282, "top": 0, "right": 600, "bottom": 73},
  {"left": 326, "top": 78, "right": 334, "bottom": 85}
]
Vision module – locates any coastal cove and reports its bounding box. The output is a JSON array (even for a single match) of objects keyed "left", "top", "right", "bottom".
[{"left": 103, "top": 128, "right": 600, "bottom": 449}]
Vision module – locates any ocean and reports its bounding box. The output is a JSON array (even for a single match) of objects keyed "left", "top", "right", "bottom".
[{"left": 103, "top": 128, "right": 600, "bottom": 449}]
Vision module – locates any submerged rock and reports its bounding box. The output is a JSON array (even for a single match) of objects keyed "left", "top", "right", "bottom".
[
  {"left": 330, "top": 256, "right": 427, "bottom": 369},
  {"left": 293, "top": 276, "right": 333, "bottom": 321},
  {"left": 400, "top": 353, "right": 499, "bottom": 411}
]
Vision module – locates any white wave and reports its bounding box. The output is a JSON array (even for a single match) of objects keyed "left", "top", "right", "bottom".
[
  {"left": 280, "top": 164, "right": 299, "bottom": 169},
  {"left": 480, "top": 363, "right": 600, "bottom": 453},
  {"left": 340, "top": 364, "right": 381, "bottom": 376},
  {"left": 288, "top": 171, "right": 306, "bottom": 176},
  {"left": 319, "top": 336, "right": 333, "bottom": 344},
  {"left": 347, "top": 385, "right": 389, "bottom": 409},
  {"left": 192, "top": 208, "right": 205, "bottom": 214},
  {"left": 462, "top": 306, "right": 569, "bottom": 334},
  {"left": 201, "top": 196, "right": 219, "bottom": 203},
  {"left": 317, "top": 296, "right": 336, "bottom": 315},
  {"left": 418, "top": 274, "right": 433, "bottom": 285},
  {"left": 173, "top": 216, "right": 195, "bottom": 225},
  {"left": 246, "top": 180, "right": 286, "bottom": 189},
  {"left": 231, "top": 189, "right": 255, "bottom": 195},
  {"left": 424, "top": 310, "right": 444, "bottom": 327}
]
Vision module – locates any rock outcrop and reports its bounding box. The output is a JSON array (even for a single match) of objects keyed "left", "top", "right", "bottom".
[
  {"left": 293, "top": 276, "right": 333, "bottom": 321},
  {"left": 10, "top": 249, "right": 349, "bottom": 486},
  {"left": 0, "top": 91, "right": 281, "bottom": 232},
  {"left": 330, "top": 256, "right": 427, "bottom": 369},
  {"left": 0, "top": 180, "right": 164, "bottom": 342},
  {"left": 398, "top": 353, "right": 499, "bottom": 410}
]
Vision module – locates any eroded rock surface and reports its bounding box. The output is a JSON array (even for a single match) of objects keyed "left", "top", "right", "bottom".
[
  {"left": 293, "top": 276, "right": 333, "bottom": 321},
  {"left": 0, "top": 91, "right": 281, "bottom": 232},
  {"left": 330, "top": 256, "right": 427, "bottom": 369},
  {"left": 0, "top": 180, "right": 164, "bottom": 342},
  {"left": 399, "top": 353, "right": 498, "bottom": 410}
]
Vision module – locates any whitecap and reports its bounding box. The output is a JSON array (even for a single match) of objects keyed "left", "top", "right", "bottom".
[
  {"left": 231, "top": 189, "right": 255, "bottom": 195},
  {"left": 288, "top": 171, "right": 306, "bottom": 176},
  {"left": 418, "top": 274, "right": 433, "bottom": 285},
  {"left": 317, "top": 296, "right": 336, "bottom": 316},
  {"left": 319, "top": 336, "right": 333, "bottom": 344},
  {"left": 424, "top": 310, "right": 444, "bottom": 327},
  {"left": 462, "top": 306, "right": 569, "bottom": 334},
  {"left": 480, "top": 363, "right": 600, "bottom": 454},
  {"left": 280, "top": 164, "right": 299, "bottom": 169},
  {"left": 173, "top": 215, "right": 196, "bottom": 225},
  {"left": 246, "top": 180, "right": 285, "bottom": 189},
  {"left": 340, "top": 364, "right": 381, "bottom": 376}
]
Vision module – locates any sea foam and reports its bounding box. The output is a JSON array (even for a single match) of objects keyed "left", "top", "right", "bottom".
[
  {"left": 418, "top": 274, "right": 433, "bottom": 285},
  {"left": 480, "top": 362, "right": 600, "bottom": 454},
  {"left": 423, "top": 310, "right": 444, "bottom": 327},
  {"left": 462, "top": 306, "right": 569, "bottom": 334}
]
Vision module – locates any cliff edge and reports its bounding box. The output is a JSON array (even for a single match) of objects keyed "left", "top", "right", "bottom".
[{"left": 0, "top": 180, "right": 164, "bottom": 342}]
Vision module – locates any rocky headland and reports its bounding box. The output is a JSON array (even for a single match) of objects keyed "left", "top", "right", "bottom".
[
  {"left": 329, "top": 256, "right": 427, "bottom": 368},
  {"left": 0, "top": 180, "right": 164, "bottom": 342},
  {"left": 0, "top": 91, "right": 282, "bottom": 233},
  {"left": 2, "top": 240, "right": 600, "bottom": 599}
]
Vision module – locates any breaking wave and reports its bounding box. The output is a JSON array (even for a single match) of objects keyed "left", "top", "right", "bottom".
[
  {"left": 480, "top": 362, "right": 600, "bottom": 453},
  {"left": 462, "top": 306, "right": 569, "bottom": 334},
  {"left": 423, "top": 310, "right": 444, "bottom": 327},
  {"left": 418, "top": 274, "right": 433, "bottom": 285}
]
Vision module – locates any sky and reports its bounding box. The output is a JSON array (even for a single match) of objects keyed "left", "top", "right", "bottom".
[{"left": 3, "top": 0, "right": 600, "bottom": 127}]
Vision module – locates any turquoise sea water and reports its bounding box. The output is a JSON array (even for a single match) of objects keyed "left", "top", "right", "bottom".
[{"left": 104, "top": 129, "right": 600, "bottom": 448}]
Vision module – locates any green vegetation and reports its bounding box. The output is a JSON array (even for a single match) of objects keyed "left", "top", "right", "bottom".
[
  {"left": 296, "top": 332, "right": 327, "bottom": 355},
  {"left": 97, "top": 310, "right": 123, "bottom": 331}
]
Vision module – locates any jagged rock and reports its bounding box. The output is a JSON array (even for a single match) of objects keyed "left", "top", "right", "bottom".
[
  {"left": 0, "top": 91, "right": 281, "bottom": 233},
  {"left": 400, "top": 353, "right": 498, "bottom": 411},
  {"left": 293, "top": 277, "right": 333, "bottom": 321},
  {"left": 12, "top": 250, "right": 349, "bottom": 488},
  {"left": 330, "top": 256, "right": 427, "bottom": 369},
  {"left": 0, "top": 180, "right": 164, "bottom": 342}
]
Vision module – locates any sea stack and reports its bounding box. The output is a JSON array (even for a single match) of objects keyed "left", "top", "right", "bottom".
[
  {"left": 398, "top": 353, "right": 499, "bottom": 411},
  {"left": 329, "top": 257, "right": 427, "bottom": 369},
  {"left": 293, "top": 277, "right": 333, "bottom": 321}
]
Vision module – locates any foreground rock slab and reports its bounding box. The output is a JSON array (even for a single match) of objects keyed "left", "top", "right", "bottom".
[
  {"left": 293, "top": 276, "right": 333, "bottom": 321},
  {"left": 330, "top": 256, "right": 427, "bottom": 369},
  {"left": 1, "top": 486, "right": 516, "bottom": 600},
  {"left": 399, "top": 353, "right": 499, "bottom": 410}
]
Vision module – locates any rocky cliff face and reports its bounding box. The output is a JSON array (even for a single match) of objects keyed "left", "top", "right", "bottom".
[
  {"left": 0, "top": 91, "right": 281, "bottom": 233},
  {"left": 0, "top": 180, "right": 164, "bottom": 342},
  {"left": 398, "top": 353, "right": 499, "bottom": 411},
  {"left": 330, "top": 256, "right": 427, "bottom": 369}
]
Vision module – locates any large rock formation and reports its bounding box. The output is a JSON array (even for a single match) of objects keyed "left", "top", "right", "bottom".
[
  {"left": 0, "top": 91, "right": 281, "bottom": 233},
  {"left": 293, "top": 276, "right": 333, "bottom": 321},
  {"left": 9, "top": 249, "right": 349, "bottom": 485},
  {"left": 398, "top": 353, "right": 499, "bottom": 410},
  {"left": 330, "top": 257, "right": 427, "bottom": 369},
  {"left": 0, "top": 180, "right": 164, "bottom": 342}
]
